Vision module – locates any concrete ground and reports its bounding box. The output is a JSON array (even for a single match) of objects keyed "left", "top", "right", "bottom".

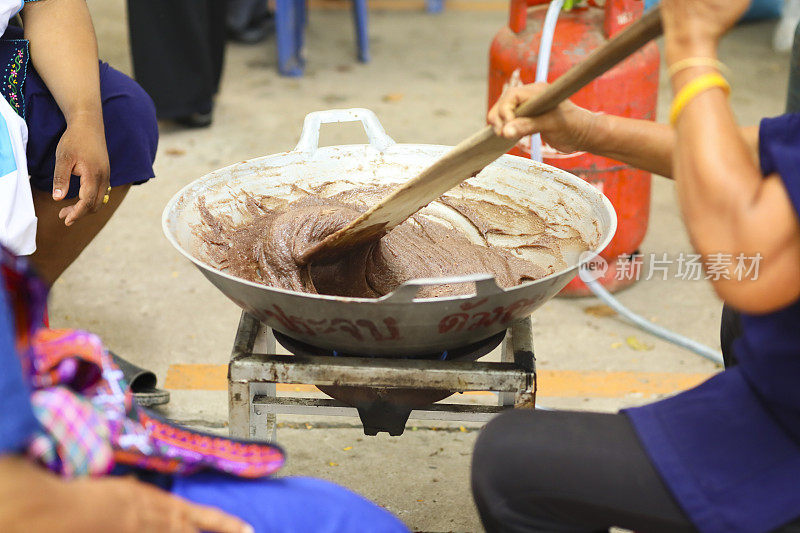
[{"left": 51, "top": 2, "right": 789, "bottom": 531}]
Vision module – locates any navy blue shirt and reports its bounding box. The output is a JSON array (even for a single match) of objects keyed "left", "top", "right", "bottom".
[
  {"left": 738, "top": 113, "right": 800, "bottom": 442},
  {"left": 0, "top": 268, "right": 37, "bottom": 455},
  {"left": 626, "top": 114, "right": 800, "bottom": 533}
]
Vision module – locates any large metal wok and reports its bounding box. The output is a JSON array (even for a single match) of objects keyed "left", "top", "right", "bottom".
[{"left": 163, "top": 108, "right": 617, "bottom": 356}]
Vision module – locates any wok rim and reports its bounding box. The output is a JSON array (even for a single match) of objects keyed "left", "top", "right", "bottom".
[{"left": 161, "top": 143, "right": 618, "bottom": 304}]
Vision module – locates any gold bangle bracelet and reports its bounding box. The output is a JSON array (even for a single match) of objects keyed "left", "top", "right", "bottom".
[
  {"left": 669, "top": 73, "right": 731, "bottom": 126},
  {"left": 667, "top": 57, "right": 731, "bottom": 80}
]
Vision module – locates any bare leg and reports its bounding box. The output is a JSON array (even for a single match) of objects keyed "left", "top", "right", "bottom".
[{"left": 29, "top": 184, "right": 130, "bottom": 284}]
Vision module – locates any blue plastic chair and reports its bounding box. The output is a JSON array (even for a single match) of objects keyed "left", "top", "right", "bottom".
[
  {"left": 275, "top": 0, "right": 370, "bottom": 77},
  {"left": 426, "top": 0, "right": 443, "bottom": 14}
]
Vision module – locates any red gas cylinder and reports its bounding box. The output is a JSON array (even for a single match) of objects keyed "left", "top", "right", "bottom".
[{"left": 488, "top": 0, "right": 659, "bottom": 295}]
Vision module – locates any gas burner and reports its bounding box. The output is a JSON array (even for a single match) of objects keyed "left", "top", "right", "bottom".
[
  {"left": 271, "top": 329, "right": 508, "bottom": 435},
  {"left": 272, "top": 328, "right": 507, "bottom": 361},
  {"left": 228, "top": 312, "right": 536, "bottom": 439}
]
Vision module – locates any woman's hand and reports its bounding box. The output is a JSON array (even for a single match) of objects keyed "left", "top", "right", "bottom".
[
  {"left": 52, "top": 114, "right": 111, "bottom": 226},
  {"left": 0, "top": 456, "right": 253, "bottom": 533},
  {"left": 71, "top": 475, "right": 253, "bottom": 533},
  {"left": 22, "top": 0, "right": 112, "bottom": 227},
  {"left": 487, "top": 83, "right": 596, "bottom": 154},
  {"left": 660, "top": 0, "right": 751, "bottom": 62}
]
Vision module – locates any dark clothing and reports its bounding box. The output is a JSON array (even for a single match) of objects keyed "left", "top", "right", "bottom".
[
  {"left": 627, "top": 368, "right": 800, "bottom": 533},
  {"left": 127, "top": 0, "right": 227, "bottom": 119},
  {"left": 624, "top": 113, "right": 800, "bottom": 533},
  {"left": 720, "top": 303, "right": 742, "bottom": 367},
  {"left": 472, "top": 409, "right": 695, "bottom": 533},
  {"left": 25, "top": 60, "right": 158, "bottom": 199},
  {"left": 472, "top": 409, "right": 800, "bottom": 533},
  {"left": 474, "top": 114, "right": 800, "bottom": 533},
  {"left": 739, "top": 114, "right": 800, "bottom": 442},
  {"left": 718, "top": 15, "right": 800, "bottom": 402},
  {"left": 227, "top": 0, "right": 269, "bottom": 34},
  {"left": 719, "top": 18, "right": 800, "bottom": 440},
  {"left": 0, "top": 266, "right": 38, "bottom": 455},
  {"left": 787, "top": 22, "right": 800, "bottom": 114},
  {"left": 0, "top": 26, "right": 158, "bottom": 200}
]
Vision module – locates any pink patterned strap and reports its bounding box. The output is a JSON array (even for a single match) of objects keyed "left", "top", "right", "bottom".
[{"left": 25, "top": 328, "right": 285, "bottom": 479}]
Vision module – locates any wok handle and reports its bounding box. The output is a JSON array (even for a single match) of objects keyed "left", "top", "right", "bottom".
[
  {"left": 380, "top": 274, "right": 504, "bottom": 303},
  {"left": 294, "top": 108, "right": 396, "bottom": 155}
]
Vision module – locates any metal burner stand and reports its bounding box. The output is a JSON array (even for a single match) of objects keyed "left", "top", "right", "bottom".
[{"left": 228, "top": 311, "right": 536, "bottom": 441}]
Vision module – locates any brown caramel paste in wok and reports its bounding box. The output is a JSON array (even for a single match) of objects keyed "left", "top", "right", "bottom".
[{"left": 195, "top": 184, "right": 590, "bottom": 298}]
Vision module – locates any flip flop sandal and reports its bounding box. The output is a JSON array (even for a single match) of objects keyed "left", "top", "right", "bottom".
[{"left": 110, "top": 352, "right": 171, "bottom": 407}]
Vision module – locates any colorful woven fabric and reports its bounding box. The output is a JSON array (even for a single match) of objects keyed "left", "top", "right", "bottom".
[
  {"left": 27, "top": 386, "right": 114, "bottom": 476},
  {"left": 1, "top": 245, "right": 285, "bottom": 479},
  {"left": 24, "top": 327, "right": 285, "bottom": 479}
]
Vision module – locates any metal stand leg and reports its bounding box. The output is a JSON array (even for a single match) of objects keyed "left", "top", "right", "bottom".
[
  {"left": 499, "top": 316, "right": 535, "bottom": 408},
  {"left": 252, "top": 385, "right": 278, "bottom": 442},
  {"left": 228, "top": 379, "right": 251, "bottom": 439},
  {"left": 512, "top": 316, "right": 536, "bottom": 408},
  {"left": 229, "top": 312, "right": 279, "bottom": 440},
  {"left": 229, "top": 312, "right": 257, "bottom": 438},
  {"left": 499, "top": 330, "right": 516, "bottom": 408},
  {"left": 250, "top": 324, "right": 279, "bottom": 442}
]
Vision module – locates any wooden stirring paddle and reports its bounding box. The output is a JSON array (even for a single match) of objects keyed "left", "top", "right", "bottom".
[{"left": 299, "top": 7, "right": 663, "bottom": 265}]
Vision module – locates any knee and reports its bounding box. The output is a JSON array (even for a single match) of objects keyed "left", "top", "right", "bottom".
[
  {"left": 473, "top": 410, "right": 529, "bottom": 496},
  {"left": 472, "top": 409, "right": 562, "bottom": 498},
  {"left": 101, "top": 72, "right": 159, "bottom": 158}
]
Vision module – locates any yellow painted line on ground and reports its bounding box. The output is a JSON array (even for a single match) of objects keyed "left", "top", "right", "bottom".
[
  {"left": 538, "top": 370, "right": 710, "bottom": 397},
  {"left": 165, "top": 364, "right": 712, "bottom": 398},
  {"left": 309, "top": 0, "right": 508, "bottom": 11},
  {"left": 166, "top": 365, "right": 229, "bottom": 392}
]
